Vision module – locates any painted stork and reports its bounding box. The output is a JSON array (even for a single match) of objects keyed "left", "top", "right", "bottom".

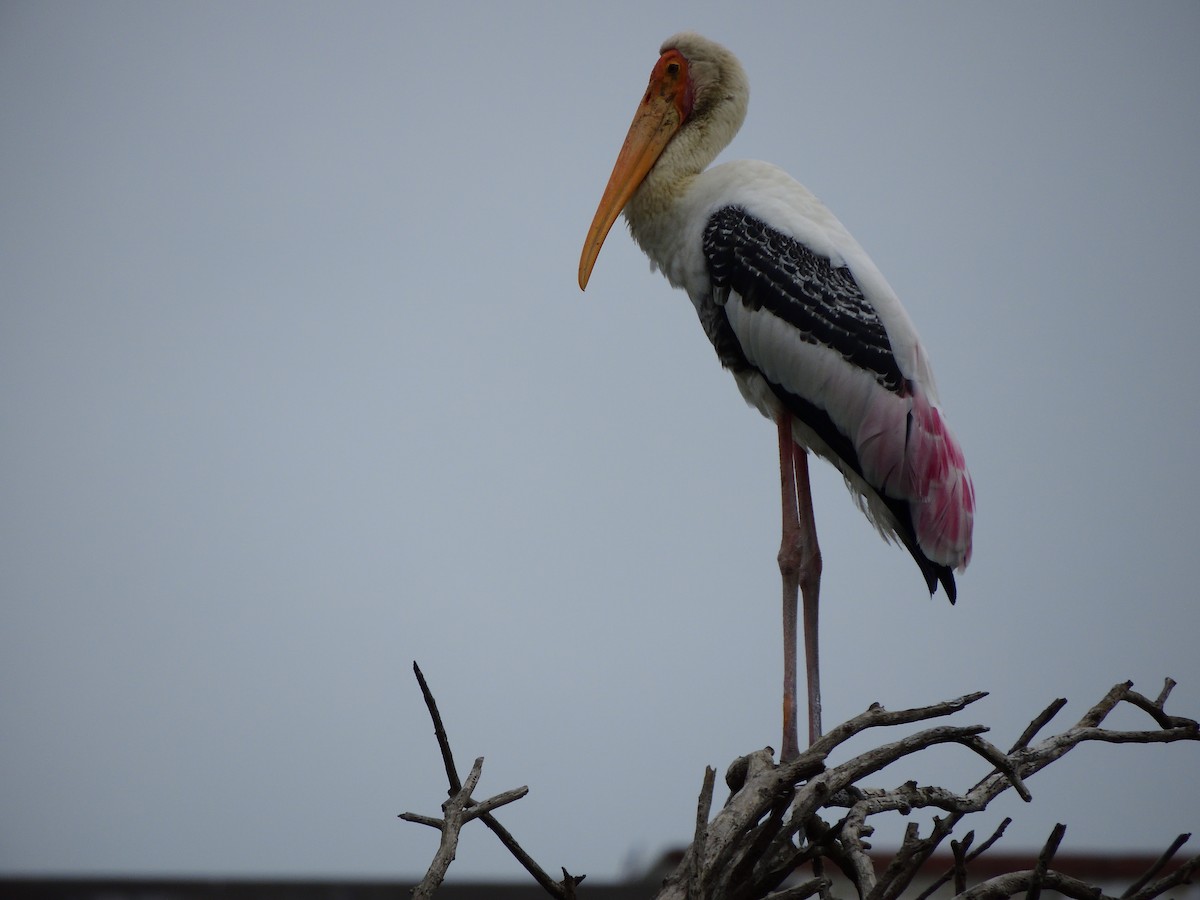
[{"left": 578, "top": 33, "right": 974, "bottom": 761}]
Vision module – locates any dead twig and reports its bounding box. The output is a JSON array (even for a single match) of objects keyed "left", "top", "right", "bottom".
[
  {"left": 1026, "top": 823, "right": 1066, "bottom": 900},
  {"left": 402, "top": 662, "right": 584, "bottom": 899},
  {"left": 1120, "top": 833, "right": 1192, "bottom": 899},
  {"left": 913, "top": 817, "right": 1012, "bottom": 900},
  {"left": 1007, "top": 699, "right": 1068, "bottom": 754},
  {"left": 689, "top": 766, "right": 717, "bottom": 899}
]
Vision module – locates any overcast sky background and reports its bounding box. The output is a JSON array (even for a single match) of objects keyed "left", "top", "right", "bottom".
[{"left": 2, "top": 0, "right": 1198, "bottom": 885}]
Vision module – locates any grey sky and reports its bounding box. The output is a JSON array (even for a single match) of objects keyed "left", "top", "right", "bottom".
[{"left": 2, "top": 0, "right": 1198, "bottom": 883}]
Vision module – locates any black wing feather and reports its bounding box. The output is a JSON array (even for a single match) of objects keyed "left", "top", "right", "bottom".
[
  {"left": 703, "top": 206, "right": 906, "bottom": 394},
  {"left": 699, "top": 206, "right": 955, "bottom": 600}
]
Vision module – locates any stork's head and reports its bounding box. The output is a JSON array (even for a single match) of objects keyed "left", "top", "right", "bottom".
[{"left": 578, "top": 33, "right": 749, "bottom": 290}]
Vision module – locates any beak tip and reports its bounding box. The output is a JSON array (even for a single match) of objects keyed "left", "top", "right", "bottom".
[{"left": 577, "top": 258, "right": 595, "bottom": 291}]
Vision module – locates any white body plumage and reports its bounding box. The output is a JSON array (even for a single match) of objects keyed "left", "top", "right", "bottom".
[{"left": 580, "top": 30, "right": 972, "bottom": 596}]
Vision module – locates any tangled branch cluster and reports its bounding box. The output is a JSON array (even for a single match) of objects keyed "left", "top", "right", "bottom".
[
  {"left": 661, "top": 680, "right": 1198, "bottom": 900},
  {"left": 401, "top": 669, "right": 1198, "bottom": 900}
]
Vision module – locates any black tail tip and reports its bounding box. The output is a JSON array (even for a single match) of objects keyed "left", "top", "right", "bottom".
[
  {"left": 941, "top": 569, "right": 958, "bottom": 605},
  {"left": 924, "top": 565, "right": 957, "bottom": 605}
]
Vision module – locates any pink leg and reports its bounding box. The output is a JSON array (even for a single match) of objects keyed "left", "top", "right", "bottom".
[
  {"left": 794, "top": 443, "right": 823, "bottom": 747},
  {"left": 777, "top": 413, "right": 823, "bottom": 761}
]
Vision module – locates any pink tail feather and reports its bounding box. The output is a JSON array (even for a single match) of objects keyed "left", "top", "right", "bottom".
[{"left": 856, "top": 388, "right": 974, "bottom": 570}]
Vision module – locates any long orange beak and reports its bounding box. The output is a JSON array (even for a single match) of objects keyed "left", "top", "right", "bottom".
[{"left": 578, "top": 51, "right": 691, "bottom": 290}]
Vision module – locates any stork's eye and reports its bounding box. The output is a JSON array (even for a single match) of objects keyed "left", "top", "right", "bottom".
[{"left": 666, "top": 61, "right": 680, "bottom": 76}]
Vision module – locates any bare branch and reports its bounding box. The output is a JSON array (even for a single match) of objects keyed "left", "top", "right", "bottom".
[
  {"left": 960, "top": 735, "right": 1032, "bottom": 801},
  {"left": 1123, "top": 684, "right": 1195, "bottom": 730},
  {"left": 410, "top": 757, "right": 485, "bottom": 899},
  {"left": 766, "top": 877, "right": 831, "bottom": 900},
  {"left": 967, "top": 682, "right": 1199, "bottom": 811},
  {"left": 1075, "top": 681, "right": 1134, "bottom": 729},
  {"left": 403, "top": 662, "right": 584, "bottom": 899},
  {"left": 1120, "top": 833, "right": 1192, "bottom": 899},
  {"left": 971, "top": 817, "right": 1014, "bottom": 858},
  {"left": 462, "top": 784, "right": 530, "bottom": 821},
  {"left": 1007, "top": 698, "right": 1068, "bottom": 754},
  {"left": 412, "top": 661, "right": 461, "bottom": 793},
  {"left": 1123, "top": 852, "right": 1200, "bottom": 900},
  {"left": 1153, "top": 678, "right": 1177, "bottom": 709},
  {"left": 810, "top": 692, "right": 989, "bottom": 758},
  {"left": 958, "top": 869, "right": 1106, "bottom": 900},
  {"left": 1026, "top": 823, "right": 1066, "bottom": 900},
  {"left": 913, "top": 818, "right": 1013, "bottom": 900},
  {"left": 950, "top": 831, "right": 972, "bottom": 896},
  {"left": 689, "top": 766, "right": 716, "bottom": 900},
  {"left": 398, "top": 811, "right": 444, "bottom": 830}
]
